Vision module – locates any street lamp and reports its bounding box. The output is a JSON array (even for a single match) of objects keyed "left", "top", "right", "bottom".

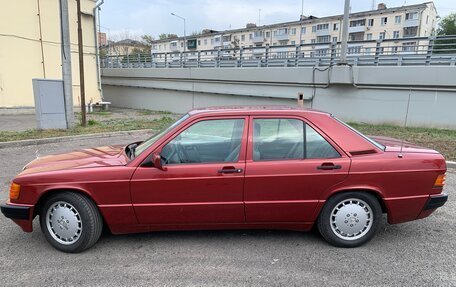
[{"left": 171, "top": 12, "right": 186, "bottom": 52}]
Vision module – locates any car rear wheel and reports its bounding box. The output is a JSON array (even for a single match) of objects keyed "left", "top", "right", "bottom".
[
  {"left": 317, "top": 192, "right": 382, "bottom": 248},
  {"left": 40, "top": 192, "right": 102, "bottom": 253}
]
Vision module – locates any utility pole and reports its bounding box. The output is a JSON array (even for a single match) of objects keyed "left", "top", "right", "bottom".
[
  {"left": 340, "top": 0, "right": 350, "bottom": 64},
  {"left": 76, "top": 0, "right": 87, "bottom": 126},
  {"left": 59, "top": 0, "right": 74, "bottom": 128}
]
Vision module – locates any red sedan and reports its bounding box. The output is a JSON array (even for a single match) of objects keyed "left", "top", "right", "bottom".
[{"left": 1, "top": 106, "right": 448, "bottom": 253}]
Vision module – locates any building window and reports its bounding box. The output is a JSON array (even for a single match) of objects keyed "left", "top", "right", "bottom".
[
  {"left": 253, "top": 31, "right": 263, "bottom": 37},
  {"left": 368, "top": 19, "right": 374, "bottom": 26},
  {"left": 204, "top": 39, "right": 208, "bottom": 45},
  {"left": 241, "top": 34, "right": 245, "bottom": 41},
  {"left": 402, "top": 41, "right": 417, "bottom": 52},
  {"left": 332, "top": 37, "right": 337, "bottom": 43},
  {"left": 249, "top": 33, "right": 253, "bottom": 39},
  {"left": 366, "top": 33, "right": 372, "bottom": 40},
  {"left": 404, "top": 26, "right": 418, "bottom": 37},
  {"left": 379, "top": 32, "right": 386, "bottom": 40},
  {"left": 393, "top": 31, "right": 400, "bottom": 38},
  {"left": 349, "top": 32, "right": 364, "bottom": 41},
  {"left": 300, "top": 40, "right": 305, "bottom": 44},
  {"left": 349, "top": 19, "right": 366, "bottom": 27},
  {"left": 316, "top": 35, "right": 330, "bottom": 43},
  {"left": 405, "top": 12, "right": 418, "bottom": 20},
  {"left": 365, "top": 47, "right": 371, "bottom": 54},
  {"left": 266, "top": 31, "right": 270, "bottom": 38},
  {"left": 312, "top": 25, "right": 316, "bottom": 32},
  {"left": 381, "top": 17, "right": 387, "bottom": 26},
  {"left": 273, "top": 42, "right": 277, "bottom": 46},
  {"left": 333, "top": 23, "right": 339, "bottom": 31},
  {"left": 291, "top": 28, "right": 297, "bottom": 35},
  {"left": 291, "top": 40, "right": 296, "bottom": 45},
  {"left": 311, "top": 39, "right": 316, "bottom": 44},
  {"left": 301, "top": 27, "right": 306, "bottom": 34},
  {"left": 277, "top": 28, "right": 288, "bottom": 35},
  {"left": 395, "top": 15, "right": 402, "bottom": 24},
  {"left": 348, "top": 46, "right": 361, "bottom": 54},
  {"left": 316, "top": 23, "right": 329, "bottom": 31},
  {"left": 211, "top": 39, "right": 214, "bottom": 45},
  {"left": 197, "top": 40, "right": 201, "bottom": 45},
  {"left": 426, "top": 15, "right": 429, "bottom": 24},
  {"left": 180, "top": 42, "right": 183, "bottom": 47}
]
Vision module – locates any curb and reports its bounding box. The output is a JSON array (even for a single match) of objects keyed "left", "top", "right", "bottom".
[
  {"left": 0, "top": 129, "right": 155, "bottom": 149},
  {"left": 447, "top": 161, "right": 456, "bottom": 169}
]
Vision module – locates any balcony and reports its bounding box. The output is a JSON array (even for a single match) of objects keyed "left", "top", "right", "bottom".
[
  {"left": 403, "top": 27, "right": 418, "bottom": 38},
  {"left": 404, "top": 18, "right": 419, "bottom": 28},
  {"left": 274, "top": 34, "right": 289, "bottom": 41},
  {"left": 348, "top": 26, "right": 365, "bottom": 33},
  {"left": 315, "top": 29, "right": 330, "bottom": 36},
  {"left": 252, "top": 36, "right": 265, "bottom": 43}
]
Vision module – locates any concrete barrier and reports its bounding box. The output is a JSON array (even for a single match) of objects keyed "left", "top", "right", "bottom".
[{"left": 101, "top": 66, "right": 456, "bottom": 129}]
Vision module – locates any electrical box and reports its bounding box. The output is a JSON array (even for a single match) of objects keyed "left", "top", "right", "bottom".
[{"left": 32, "top": 79, "right": 67, "bottom": 129}]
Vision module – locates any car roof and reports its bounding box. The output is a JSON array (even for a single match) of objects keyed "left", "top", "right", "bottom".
[{"left": 187, "top": 105, "right": 331, "bottom": 116}]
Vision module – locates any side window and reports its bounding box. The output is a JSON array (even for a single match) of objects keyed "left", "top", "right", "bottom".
[
  {"left": 252, "top": 118, "right": 340, "bottom": 161},
  {"left": 161, "top": 119, "right": 244, "bottom": 164}
]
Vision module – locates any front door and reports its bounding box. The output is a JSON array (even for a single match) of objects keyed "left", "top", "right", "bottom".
[
  {"left": 130, "top": 116, "right": 248, "bottom": 225},
  {"left": 244, "top": 116, "right": 351, "bottom": 222}
]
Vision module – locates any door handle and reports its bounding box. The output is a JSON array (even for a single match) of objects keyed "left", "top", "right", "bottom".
[
  {"left": 218, "top": 167, "right": 243, "bottom": 174},
  {"left": 317, "top": 163, "right": 342, "bottom": 170}
]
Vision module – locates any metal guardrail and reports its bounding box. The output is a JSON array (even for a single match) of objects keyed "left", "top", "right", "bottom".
[{"left": 101, "top": 35, "right": 456, "bottom": 68}]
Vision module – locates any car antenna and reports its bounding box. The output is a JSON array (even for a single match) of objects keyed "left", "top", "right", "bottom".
[{"left": 398, "top": 88, "right": 412, "bottom": 158}]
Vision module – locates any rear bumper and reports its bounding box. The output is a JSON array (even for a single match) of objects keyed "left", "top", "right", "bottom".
[{"left": 423, "top": 193, "right": 448, "bottom": 210}]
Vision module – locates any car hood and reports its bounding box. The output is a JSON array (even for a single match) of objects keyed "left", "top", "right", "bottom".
[
  {"left": 369, "top": 136, "right": 439, "bottom": 154},
  {"left": 21, "top": 145, "right": 129, "bottom": 175}
]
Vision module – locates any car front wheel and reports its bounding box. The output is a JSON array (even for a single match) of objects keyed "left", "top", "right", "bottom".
[
  {"left": 40, "top": 192, "right": 103, "bottom": 253},
  {"left": 317, "top": 192, "right": 382, "bottom": 248}
]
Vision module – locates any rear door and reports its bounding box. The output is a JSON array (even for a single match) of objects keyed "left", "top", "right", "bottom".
[{"left": 244, "top": 116, "right": 351, "bottom": 222}]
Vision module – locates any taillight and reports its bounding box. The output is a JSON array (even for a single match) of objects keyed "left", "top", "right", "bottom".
[
  {"left": 9, "top": 182, "right": 21, "bottom": 200},
  {"left": 434, "top": 174, "right": 446, "bottom": 188}
]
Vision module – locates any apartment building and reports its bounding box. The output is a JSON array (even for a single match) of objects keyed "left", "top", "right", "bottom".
[{"left": 150, "top": 2, "right": 437, "bottom": 57}]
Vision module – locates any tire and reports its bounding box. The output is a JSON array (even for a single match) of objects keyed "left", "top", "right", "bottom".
[
  {"left": 317, "top": 192, "right": 382, "bottom": 248},
  {"left": 39, "top": 192, "right": 103, "bottom": 253}
]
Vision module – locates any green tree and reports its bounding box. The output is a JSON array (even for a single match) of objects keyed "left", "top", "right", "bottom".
[
  {"left": 437, "top": 13, "right": 456, "bottom": 35},
  {"left": 141, "top": 34, "right": 155, "bottom": 45},
  {"left": 434, "top": 13, "right": 456, "bottom": 54},
  {"left": 158, "top": 33, "right": 178, "bottom": 40}
]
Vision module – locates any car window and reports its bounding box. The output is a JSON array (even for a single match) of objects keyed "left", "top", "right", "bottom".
[
  {"left": 252, "top": 118, "right": 340, "bottom": 161},
  {"left": 161, "top": 119, "right": 245, "bottom": 164}
]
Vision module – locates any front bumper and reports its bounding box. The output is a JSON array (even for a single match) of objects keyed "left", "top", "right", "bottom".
[
  {"left": 1, "top": 202, "right": 31, "bottom": 220},
  {"left": 423, "top": 193, "right": 448, "bottom": 210}
]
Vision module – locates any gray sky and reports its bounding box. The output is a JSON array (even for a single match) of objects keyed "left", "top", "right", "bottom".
[{"left": 99, "top": 0, "right": 455, "bottom": 40}]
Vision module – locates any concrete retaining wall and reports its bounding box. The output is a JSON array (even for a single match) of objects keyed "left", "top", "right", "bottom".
[{"left": 101, "top": 66, "right": 456, "bottom": 129}]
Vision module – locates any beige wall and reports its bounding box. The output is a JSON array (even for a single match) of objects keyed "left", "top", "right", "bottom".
[{"left": 0, "top": 0, "right": 101, "bottom": 107}]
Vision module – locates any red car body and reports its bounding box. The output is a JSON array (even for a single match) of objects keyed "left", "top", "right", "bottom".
[{"left": 1, "top": 106, "right": 448, "bottom": 238}]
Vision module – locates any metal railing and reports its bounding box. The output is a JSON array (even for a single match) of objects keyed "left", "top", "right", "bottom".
[{"left": 101, "top": 35, "right": 456, "bottom": 68}]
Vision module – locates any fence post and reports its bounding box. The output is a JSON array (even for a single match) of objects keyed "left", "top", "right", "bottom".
[
  {"left": 216, "top": 48, "right": 221, "bottom": 68},
  {"left": 116, "top": 55, "right": 120, "bottom": 68},
  {"left": 265, "top": 46, "right": 269, "bottom": 67},
  {"left": 238, "top": 48, "right": 243, "bottom": 67},
  {"left": 165, "top": 53, "right": 168, "bottom": 68},
  {"left": 330, "top": 42, "right": 337, "bottom": 65},
  {"left": 295, "top": 45, "right": 300, "bottom": 67},
  {"left": 137, "top": 53, "right": 140, "bottom": 68},
  {"left": 426, "top": 36, "right": 435, "bottom": 66},
  {"left": 127, "top": 53, "right": 130, "bottom": 68},
  {"left": 374, "top": 40, "right": 382, "bottom": 66},
  {"left": 180, "top": 52, "right": 184, "bottom": 68},
  {"left": 197, "top": 51, "right": 201, "bottom": 68}
]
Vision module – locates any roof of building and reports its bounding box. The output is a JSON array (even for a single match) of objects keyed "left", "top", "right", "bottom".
[{"left": 151, "top": 2, "right": 434, "bottom": 44}]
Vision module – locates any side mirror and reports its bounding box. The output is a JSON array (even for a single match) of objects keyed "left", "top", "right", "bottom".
[{"left": 153, "top": 153, "right": 167, "bottom": 171}]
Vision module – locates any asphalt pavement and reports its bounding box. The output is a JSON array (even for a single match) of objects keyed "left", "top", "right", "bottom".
[{"left": 0, "top": 134, "right": 454, "bottom": 286}]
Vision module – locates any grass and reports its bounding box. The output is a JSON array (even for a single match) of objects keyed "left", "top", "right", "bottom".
[
  {"left": 137, "top": 109, "right": 173, "bottom": 116},
  {"left": 350, "top": 122, "right": 456, "bottom": 161},
  {"left": 0, "top": 116, "right": 175, "bottom": 143}
]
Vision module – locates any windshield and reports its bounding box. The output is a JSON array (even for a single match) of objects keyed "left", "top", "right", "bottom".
[
  {"left": 333, "top": 117, "right": 386, "bottom": 151},
  {"left": 134, "top": 114, "right": 190, "bottom": 157}
]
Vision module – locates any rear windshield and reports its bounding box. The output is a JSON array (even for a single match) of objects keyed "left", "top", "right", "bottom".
[{"left": 333, "top": 117, "right": 385, "bottom": 151}]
